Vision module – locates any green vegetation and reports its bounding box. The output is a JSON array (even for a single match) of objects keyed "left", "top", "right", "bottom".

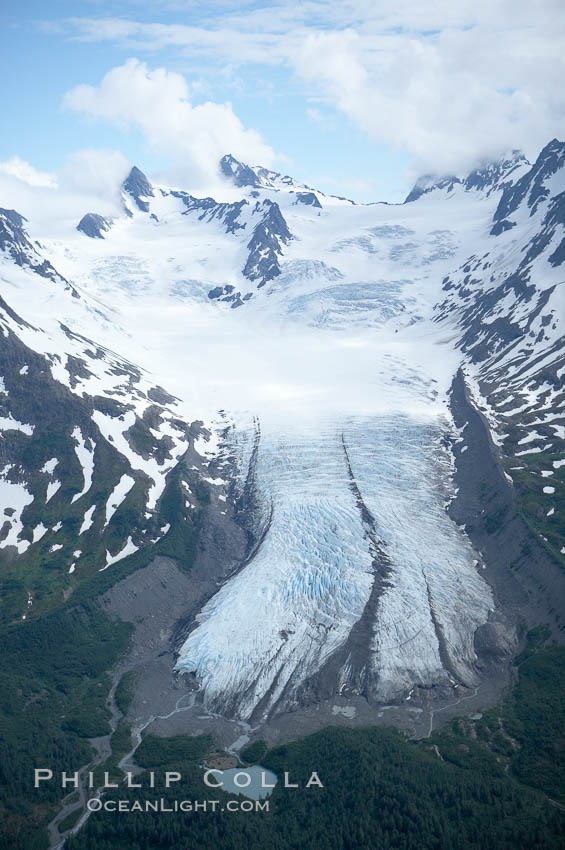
[
  {"left": 434, "top": 641, "right": 565, "bottom": 804},
  {"left": 136, "top": 734, "right": 213, "bottom": 768},
  {"left": 483, "top": 504, "right": 508, "bottom": 534},
  {"left": 58, "top": 808, "right": 82, "bottom": 833},
  {"left": 154, "top": 463, "right": 204, "bottom": 569},
  {"left": 0, "top": 440, "right": 205, "bottom": 848},
  {"left": 66, "top": 647, "right": 565, "bottom": 850},
  {"left": 0, "top": 430, "right": 140, "bottom": 625},
  {"left": 240, "top": 739, "right": 268, "bottom": 764},
  {"left": 0, "top": 426, "right": 206, "bottom": 627},
  {"left": 0, "top": 341, "right": 209, "bottom": 848},
  {"left": 0, "top": 603, "right": 132, "bottom": 850},
  {"left": 93, "top": 718, "right": 134, "bottom": 787},
  {"left": 115, "top": 671, "right": 138, "bottom": 716},
  {"left": 504, "top": 447, "right": 565, "bottom": 569}
]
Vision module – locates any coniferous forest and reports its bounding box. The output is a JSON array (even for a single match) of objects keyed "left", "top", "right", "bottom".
[{"left": 59, "top": 644, "right": 564, "bottom": 850}]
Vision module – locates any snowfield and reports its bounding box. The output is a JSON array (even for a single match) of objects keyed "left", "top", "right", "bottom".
[{"left": 1, "top": 145, "right": 563, "bottom": 718}]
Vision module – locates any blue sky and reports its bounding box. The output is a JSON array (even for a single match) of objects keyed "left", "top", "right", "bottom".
[{"left": 1, "top": 1, "right": 564, "bottom": 203}]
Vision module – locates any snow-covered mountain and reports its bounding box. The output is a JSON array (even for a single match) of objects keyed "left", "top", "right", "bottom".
[
  {"left": 435, "top": 140, "right": 565, "bottom": 558},
  {"left": 1, "top": 141, "right": 564, "bottom": 724},
  {"left": 404, "top": 150, "right": 530, "bottom": 203}
]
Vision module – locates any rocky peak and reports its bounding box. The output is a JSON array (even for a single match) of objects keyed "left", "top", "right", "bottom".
[
  {"left": 220, "top": 154, "right": 263, "bottom": 189},
  {"left": 0, "top": 208, "right": 75, "bottom": 292},
  {"left": 404, "top": 175, "right": 459, "bottom": 203},
  {"left": 243, "top": 199, "right": 292, "bottom": 287},
  {"left": 122, "top": 166, "right": 154, "bottom": 212},
  {"left": 0, "top": 208, "right": 30, "bottom": 264},
  {"left": 77, "top": 213, "right": 112, "bottom": 239},
  {"left": 219, "top": 154, "right": 320, "bottom": 198},
  {"left": 0, "top": 208, "right": 27, "bottom": 229},
  {"left": 464, "top": 150, "right": 528, "bottom": 193},
  {"left": 405, "top": 150, "right": 529, "bottom": 204},
  {"left": 492, "top": 138, "right": 565, "bottom": 227}
]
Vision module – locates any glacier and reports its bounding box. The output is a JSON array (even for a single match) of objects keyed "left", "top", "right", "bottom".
[
  {"left": 3, "top": 146, "right": 563, "bottom": 723},
  {"left": 175, "top": 409, "right": 493, "bottom": 720}
]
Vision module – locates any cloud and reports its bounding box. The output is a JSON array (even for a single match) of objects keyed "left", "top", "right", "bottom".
[
  {"left": 52, "top": 2, "right": 565, "bottom": 175},
  {"left": 58, "top": 149, "right": 131, "bottom": 200},
  {"left": 63, "top": 58, "right": 275, "bottom": 187},
  {"left": 306, "top": 107, "right": 337, "bottom": 132},
  {"left": 0, "top": 149, "right": 133, "bottom": 238},
  {"left": 0, "top": 156, "right": 57, "bottom": 189},
  {"left": 292, "top": 18, "right": 565, "bottom": 174}
]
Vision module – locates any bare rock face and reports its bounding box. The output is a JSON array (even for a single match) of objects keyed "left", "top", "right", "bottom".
[
  {"left": 474, "top": 620, "right": 518, "bottom": 660},
  {"left": 243, "top": 199, "right": 292, "bottom": 286},
  {"left": 220, "top": 153, "right": 263, "bottom": 189},
  {"left": 0, "top": 207, "right": 74, "bottom": 288},
  {"left": 405, "top": 150, "right": 528, "bottom": 204},
  {"left": 295, "top": 191, "right": 322, "bottom": 208},
  {"left": 77, "top": 213, "right": 112, "bottom": 239},
  {"left": 2, "top": 140, "right": 565, "bottom": 735},
  {"left": 123, "top": 166, "right": 154, "bottom": 212}
]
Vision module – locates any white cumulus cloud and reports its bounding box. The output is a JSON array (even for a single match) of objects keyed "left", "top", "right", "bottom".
[
  {"left": 291, "top": 20, "right": 565, "bottom": 175},
  {"left": 0, "top": 149, "right": 134, "bottom": 238},
  {"left": 63, "top": 58, "right": 275, "bottom": 188},
  {"left": 0, "top": 156, "right": 57, "bottom": 189},
  {"left": 55, "top": 2, "right": 565, "bottom": 177},
  {"left": 58, "top": 149, "right": 131, "bottom": 201}
]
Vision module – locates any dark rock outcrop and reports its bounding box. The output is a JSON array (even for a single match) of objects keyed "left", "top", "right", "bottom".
[
  {"left": 207, "top": 284, "right": 252, "bottom": 308},
  {"left": 492, "top": 139, "right": 565, "bottom": 225},
  {"left": 405, "top": 151, "right": 528, "bottom": 204},
  {"left": 295, "top": 191, "right": 322, "bottom": 208},
  {"left": 243, "top": 199, "right": 292, "bottom": 286},
  {"left": 220, "top": 154, "right": 263, "bottom": 189},
  {"left": 0, "top": 208, "right": 76, "bottom": 293},
  {"left": 77, "top": 213, "right": 112, "bottom": 239},
  {"left": 123, "top": 166, "right": 154, "bottom": 212},
  {"left": 172, "top": 191, "right": 248, "bottom": 234}
]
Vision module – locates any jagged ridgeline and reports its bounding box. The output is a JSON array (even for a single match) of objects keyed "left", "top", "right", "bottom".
[
  {"left": 0, "top": 204, "right": 215, "bottom": 620},
  {"left": 0, "top": 142, "right": 564, "bottom": 849},
  {"left": 1, "top": 141, "right": 565, "bottom": 698}
]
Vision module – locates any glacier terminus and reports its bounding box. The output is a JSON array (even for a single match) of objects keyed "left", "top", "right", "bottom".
[{"left": 1, "top": 143, "right": 564, "bottom": 738}]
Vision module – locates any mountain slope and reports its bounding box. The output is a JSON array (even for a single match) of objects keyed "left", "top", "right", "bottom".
[
  {"left": 435, "top": 139, "right": 565, "bottom": 561},
  {"left": 0, "top": 214, "right": 219, "bottom": 624},
  {"left": 0, "top": 143, "right": 563, "bottom": 734}
]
